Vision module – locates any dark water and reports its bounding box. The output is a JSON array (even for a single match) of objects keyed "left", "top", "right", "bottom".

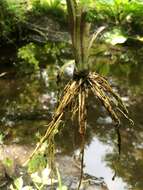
[{"left": 0, "top": 43, "right": 143, "bottom": 190}]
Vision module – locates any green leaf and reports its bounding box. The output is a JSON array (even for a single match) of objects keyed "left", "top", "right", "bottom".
[
  {"left": 31, "top": 172, "right": 42, "bottom": 184},
  {"left": 14, "top": 177, "right": 23, "bottom": 190},
  {"left": 56, "top": 168, "right": 67, "bottom": 190},
  {"left": 56, "top": 186, "right": 68, "bottom": 190},
  {"left": 10, "top": 184, "right": 15, "bottom": 190},
  {"left": 0, "top": 133, "right": 4, "bottom": 144},
  {"left": 28, "top": 154, "right": 47, "bottom": 173},
  {"left": 95, "top": 62, "right": 110, "bottom": 76},
  {"left": 104, "top": 28, "right": 127, "bottom": 45},
  {"left": 31, "top": 167, "right": 57, "bottom": 185},
  {"left": 3, "top": 158, "right": 13, "bottom": 168},
  {"left": 41, "top": 167, "right": 51, "bottom": 184}
]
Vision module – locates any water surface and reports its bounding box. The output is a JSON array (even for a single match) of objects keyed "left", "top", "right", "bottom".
[{"left": 0, "top": 43, "right": 143, "bottom": 190}]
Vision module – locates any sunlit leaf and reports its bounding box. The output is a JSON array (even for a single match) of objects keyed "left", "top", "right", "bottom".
[
  {"left": 104, "top": 28, "right": 127, "bottom": 45},
  {"left": 31, "top": 172, "right": 42, "bottom": 184},
  {"left": 95, "top": 62, "right": 110, "bottom": 76},
  {"left": 41, "top": 167, "right": 51, "bottom": 185},
  {"left": 0, "top": 133, "right": 4, "bottom": 144},
  {"left": 14, "top": 177, "right": 24, "bottom": 190},
  {"left": 28, "top": 154, "right": 47, "bottom": 173},
  {"left": 31, "top": 167, "right": 57, "bottom": 185},
  {"left": 136, "top": 36, "right": 143, "bottom": 42},
  {"left": 56, "top": 168, "right": 67, "bottom": 190},
  {"left": 3, "top": 158, "right": 13, "bottom": 168},
  {"left": 10, "top": 184, "right": 15, "bottom": 190},
  {"left": 56, "top": 186, "right": 68, "bottom": 190},
  {"left": 22, "top": 186, "right": 34, "bottom": 190}
]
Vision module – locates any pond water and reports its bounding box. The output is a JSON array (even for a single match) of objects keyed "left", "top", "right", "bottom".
[
  {"left": 84, "top": 138, "right": 126, "bottom": 190},
  {"left": 0, "top": 43, "right": 143, "bottom": 190}
]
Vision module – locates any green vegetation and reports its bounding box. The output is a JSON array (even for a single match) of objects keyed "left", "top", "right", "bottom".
[
  {"left": 0, "top": 0, "right": 27, "bottom": 43},
  {"left": 0, "top": 0, "right": 66, "bottom": 44},
  {"left": 1, "top": 0, "right": 143, "bottom": 190},
  {"left": 24, "top": 1, "right": 132, "bottom": 190},
  {"left": 31, "top": 0, "right": 66, "bottom": 16},
  {"left": 18, "top": 43, "right": 40, "bottom": 73},
  {"left": 1, "top": 0, "right": 143, "bottom": 71},
  {"left": 17, "top": 42, "right": 67, "bottom": 73},
  {"left": 9, "top": 143, "right": 67, "bottom": 190},
  {"left": 87, "top": 0, "right": 143, "bottom": 29},
  {"left": 1, "top": 0, "right": 143, "bottom": 44}
]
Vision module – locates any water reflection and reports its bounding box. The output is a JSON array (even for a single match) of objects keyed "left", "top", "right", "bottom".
[
  {"left": 0, "top": 46, "right": 143, "bottom": 189},
  {"left": 84, "top": 138, "right": 127, "bottom": 190}
]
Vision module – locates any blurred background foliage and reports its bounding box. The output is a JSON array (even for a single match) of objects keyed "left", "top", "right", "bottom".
[
  {"left": 0, "top": 0, "right": 143, "bottom": 74},
  {"left": 1, "top": 0, "right": 143, "bottom": 42}
]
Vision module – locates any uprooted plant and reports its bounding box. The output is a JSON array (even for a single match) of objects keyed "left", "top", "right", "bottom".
[{"left": 25, "top": 0, "right": 133, "bottom": 189}]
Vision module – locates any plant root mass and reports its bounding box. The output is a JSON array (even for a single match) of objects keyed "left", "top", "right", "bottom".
[{"left": 25, "top": 71, "right": 133, "bottom": 189}]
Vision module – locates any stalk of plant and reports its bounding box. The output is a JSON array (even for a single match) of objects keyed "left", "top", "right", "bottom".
[{"left": 25, "top": 0, "right": 133, "bottom": 189}]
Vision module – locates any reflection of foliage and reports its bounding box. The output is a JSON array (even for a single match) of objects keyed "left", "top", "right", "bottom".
[
  {"left": 90, "top": 40, "right": 143, "bottom": 85},
  {"left": 105, "top": 123, "right": 143, "bottom": 190},
  {"left": 5, "top": 73, "right": 57, "bottom": 115},
  {"left": 0, "top": 67, "right": 59, "bottom": 144},
  {"left": 107, "top": 152, "right": 143, "bottom": 190},
  {"left": 15, "top": 76, "right": 41, "bottom": 111},
  {"left": 88, "top": 92, "right": 143, "bottom": 190},
  {"left": 54, "top": 119, "right": 93, "bottom": 154}
]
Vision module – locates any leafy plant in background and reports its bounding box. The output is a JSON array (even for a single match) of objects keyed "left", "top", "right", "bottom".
[
  {"left": 6, "top": 0, "right": 26, "bottom": 20},
  {"left": 17, "top": 42, "right": 67, "bottom": 73},
  {"left": 87, "top": 0, "right": 143, "bottom": 35},
  {"left": 1, "top": 0, "right": 143, "bottom": 45},
  {"left": 0, "top": 0, "right": 66, "bottom": 43},
  {"left": 32, "top": 0, "right": 61, "bottom": 10},
  {"left": 31, "top": 0, "right": 66, "bottom": 23},
  {"left": 0, "top": 0, "right": 27, "bottom": 42},
  {"left": 18, "top": 43, "right": 39, "bottom": 73},
  {"left": 103, "top": 27, "right": 127, "bottom": 45}
]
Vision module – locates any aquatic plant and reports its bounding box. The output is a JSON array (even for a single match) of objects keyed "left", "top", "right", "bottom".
[{"left": 25, "top": 0, "right": 133, "bottom": 189}]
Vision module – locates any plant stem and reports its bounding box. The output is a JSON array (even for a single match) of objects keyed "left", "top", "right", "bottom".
[{"left": 66, "top": 0, "right": 91, "bottom": 71}]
